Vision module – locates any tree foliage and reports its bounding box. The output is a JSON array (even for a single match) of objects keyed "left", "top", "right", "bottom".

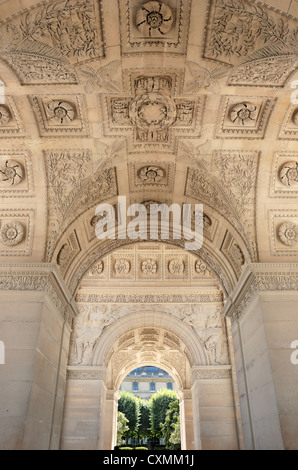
[
  {"left": 161, "top": 400, "right": 181, "bottom": 449},
  {"left": 116, "top": 411, "right": 129, "bottom": 446},
  {"left": 149, "top": 389, "right": 178, "bottom": 438},
  {"left": 138, "top": 399, "right": 151, "bottom": 439},
  {"left": 118, "top": 391, "right": 140, "bottom": 438}
]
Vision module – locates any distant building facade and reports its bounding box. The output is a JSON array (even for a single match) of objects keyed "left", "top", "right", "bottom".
[{"left": 120, "top": 366, "right": 178, "bottom": 399}]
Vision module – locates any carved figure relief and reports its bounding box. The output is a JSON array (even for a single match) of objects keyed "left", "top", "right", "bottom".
[
  {"left": 278, "top": 222, "right": 298, "bottom": 246},
  {"left": 136, "top": 1, "right": 174, "bottom": 37},
  {"left": 0, "top": 221, "right": 24, "bottom": 246},
  {"left": 0, "top": 160, "right": 23, "bottom": 186},
  {"left": 279, "top": 161, "right": 298, "bottom": 186}
]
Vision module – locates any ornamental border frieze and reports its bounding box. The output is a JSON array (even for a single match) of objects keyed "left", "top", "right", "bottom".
[
  {"left": 67, "top": 368, "right": 107, "bottom": 381},
  {"left": 191, "top": 366, "right": 232, "bottom": 382},
  {"left": 75, "top": 291, "right": 224, "bottom": 304}
]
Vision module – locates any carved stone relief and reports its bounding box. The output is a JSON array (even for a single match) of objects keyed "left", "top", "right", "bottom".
[
  {"left": 279, "top": 105, "right": 298, "bottom": 140},
  {"left": 221, "top": 231, "right": 245, "bottom": 277},
  {"left": 278, "top": 222, "right": 298, "bottom": 247},
  {"left": 0, "top": 105, "right": 11, "bottom": 125},
  {"left": 119, "top": 0, "right": 191, "bottom": 55},
  {"left": 0, "top": 160, "right": 23, "bottom": 186},
  {"left": 279, "top": 161, "right": 298, "bottom": 187},
  {"left": 0, "top": 0, "right": 105, "bottom": 64},
  {"left": 141, "top": 258, "right": 158, "bottom": 275},
  {"left": 31, "top": 95, "right": 88, "bottom": 137},
  {"left": 0, "top": 97, "right": 24, "bottom": 137},
  {"left": 0, "top": 221, "right": 24, "bottom": 246},
  {"left": 216, "top": 96, "right": 275, "bottom": 139},
  {"left": 56, "top": 231, "right": 81, "bottom": 275}
]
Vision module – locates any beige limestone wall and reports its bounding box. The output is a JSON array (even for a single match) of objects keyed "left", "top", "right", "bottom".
[
  {"left": 231, "top": 294, "right": 284, "bottom": 450},
  {"left": 60, "top": 378, "right": 106, "bottom": 450},
  {"left": 193, "top": 378, "right": 239, "bottom": 450},
  {"left": 0, "top": 291, "right": 71, "bottom": 450},
  {"left": 260, "top": 292, "right": 298, "bottom": 450}
]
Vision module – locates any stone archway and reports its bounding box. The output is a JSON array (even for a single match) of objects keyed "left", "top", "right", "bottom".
[{"left": 60, "top": 302, "right": 240, "bottom": 450}]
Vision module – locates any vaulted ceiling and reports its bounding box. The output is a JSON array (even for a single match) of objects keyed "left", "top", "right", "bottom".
[{"left": 0, "top": 0, "right": 297, "bottom": 295}]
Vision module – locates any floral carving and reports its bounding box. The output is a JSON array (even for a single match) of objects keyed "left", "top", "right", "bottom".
[
  {"left": 114, "top": 259, "right": 130, "bottom": 275},
  {"left": 46, "top": 100, "right": 75, "bottom": 125},
  {"left": 168, "top": 259, "right": 184, "bottom": 275},
  {"left": 0, "top": 221, "right": 24, "bottom": 246},
  {"left": 195, "top": 260, "right": 211, "bottom": 276},
  {"left": 138, "top": 166, "right": 165, "bottom": 183},
  {"left": 89, "top": 261, "right": 104, "bottom": 275},
  {"left": 230, "top": 102, "right": 257, "bottom": 126},
  {"left": 279, "top": 161, "right": 298, "bottom": 186},
  {"left": 205, "top": 0, "right": 295, "bottom": 63},
  {"left": 141, "top": 258, "right": 157, "bottom": 275},
  {"left": 0, "top": 105, "right": 11, "bottom": 125},
  {"left": 4, "top": 0, "right": 103, "bottom": 63},
  {"left": 0, "top": 160, "right": 23, "bottom": 186},
  {"left": 136, "top": 1, "right": 174, "bottom": 37},
  {"left": 278, "top": 222, "right": 298, "bottom": 246}
]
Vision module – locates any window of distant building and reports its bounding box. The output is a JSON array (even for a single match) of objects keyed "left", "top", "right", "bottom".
[
  {"left": 167, "top": 382, "right": 172, "bottom": 390},
  {"left": 150, "top": 382, "right": 155, "bottom": 391},
  {"left": 133, "top": 382, "right": 138, "bottom": 391}
]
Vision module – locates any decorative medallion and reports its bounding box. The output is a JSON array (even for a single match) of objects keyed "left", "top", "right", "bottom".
[
  {"left": 0, "top": 221, "right": 24, "bottom": 246},
  {"left": 46, "top": 100, "right": 75, "bottom": 125},
  {"left": 195, "top": 260, "right": 211, "bottom": 276},
  {"left": 168, "top": 259, "right": 184, "bottom": 275},
  {"left": 278, "top": 222, "right": 298, "bottom": 246},
  {"left": 0, "top": 105, "right": 11, "bottom": 125},
  {"left": 138, "top": 166, "right": 165, "bottom": 183},
  {"left": 141, "top": 258, "right": 158, "bottom": 275},
  {"left": 230, "top": 102, "right": 258, "bottom": 126},
  {"left": 136, "top": 1, "right": 174, "bottom": 37},
  {"left": 279, "top": 161, "right": 298, "bottom": 187},
  {"left": 89, "top": 261, "right": 104, "bottom": 275},
  {"left": 0, "top": 160, "right": 23, "bottom": 186},
  {"left": 115, "top": 258, "right": 131, "bottom": 274}
]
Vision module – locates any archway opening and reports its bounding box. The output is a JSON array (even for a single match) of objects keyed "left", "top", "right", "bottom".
[{"left": 117, "top": 365, "right": 180, "bottom": 450}]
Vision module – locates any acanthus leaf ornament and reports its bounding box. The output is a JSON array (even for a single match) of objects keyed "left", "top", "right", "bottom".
[{"left": 0, "top": 221, "right": 24, "bottom": 246}]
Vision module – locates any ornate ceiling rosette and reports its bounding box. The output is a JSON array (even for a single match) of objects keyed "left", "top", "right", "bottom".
[
  {"left": 0, "top": 221, "right": 24, "bottom": 246},
  {"left": 0, "top": 160, "right": 23, "bottom": 186},
  {"left": 279, "top": 161, "right": 298, "bottom": 187},
  {"left": 278, "top": 222, "right": 298, "bottom": 246},
  {"left": 46, "top": 100, "right": 76, "bottom": 125},
  {"left": 136, "top": 1, "right": 174, "bottom": 37},
  {"left": 138, "top": 166, "right": 165, "bottom": 183},
  {"left": 141, "top": 258, "right": 158, "bottom": 275},
  {"left": 230, "top": 102, "right": 258, "bottom": 126}
]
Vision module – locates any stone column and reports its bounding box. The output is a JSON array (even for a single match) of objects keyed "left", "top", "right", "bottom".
[
  {"left": 179, "top": 389, "right": 195, "bottom": 450},
  {"left": 59, "top": 367, "right": 107, "bottom": 450},
  {"left": 190, "top": 366, "right": 239, "bottom": 450},
  {"left": 224, "top": 264, "right": 298, "bottom": 450},
  {"left": 0, "top": 263, "right": 77, "bottom": 450},
  {"left": 102, "top": 389, "right": 119, "bottom": 450}
]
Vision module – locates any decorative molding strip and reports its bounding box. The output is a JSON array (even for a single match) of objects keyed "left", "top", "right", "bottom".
[
  {"left": 191, "top": 366, "right": 232, "bottom": 382},
  {"left": 67, "top": 366, "right": 107, "bottom": 381},
  {"left": 256, "top": 272, "right": 298, "bottom": 291},
  {"left": 75, "top": 291, "right": 223, "bottom": 304}
]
